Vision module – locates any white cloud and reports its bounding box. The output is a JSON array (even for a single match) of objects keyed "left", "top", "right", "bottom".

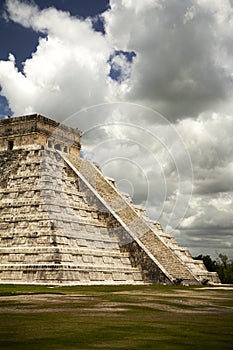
[
  {"left": 0, "top": 0, "right": 112, "bottom": 119},
  {"left": 174, "top": 112, "right": 233, "bottom": 255},
  {"left": 1, "top": 0, "right": 233, "bottom": 120},
  {"left": 104, "top": 0, "right": 233, "bottom": 118}
]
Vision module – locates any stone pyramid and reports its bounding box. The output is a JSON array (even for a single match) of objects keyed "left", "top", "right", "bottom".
[{"left": 0, "top": 114, "right": 220, "bottom": 285}]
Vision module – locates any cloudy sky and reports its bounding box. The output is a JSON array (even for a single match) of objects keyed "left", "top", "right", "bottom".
[{"left": 0, "top": 0, "right": 232, "bottom": 259}]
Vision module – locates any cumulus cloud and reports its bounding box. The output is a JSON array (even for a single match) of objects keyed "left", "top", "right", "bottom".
[
  {"left": 104, "top": 0, "right": 233, "bottom": 118},
  {"left": 175, "top": 112, "right": 233, "bottom": 256},
  {"left": 0, "top": 0, "right": 112, "bottom": 119},
  {"left": 1, "top": 0, "right": 233, "bottom": 120},
  {"left": 177, "top": 113, "right": 233, "bottom": 193}
]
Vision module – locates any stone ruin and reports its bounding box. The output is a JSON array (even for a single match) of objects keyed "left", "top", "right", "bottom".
[{"left": 0, "top": 114, "right": 220, "bottom": 285}]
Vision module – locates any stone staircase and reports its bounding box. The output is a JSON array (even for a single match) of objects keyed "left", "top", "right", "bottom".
[
  {"left": 64, "top": 153, "right": 201, "bottom": 285},
  {"left": 151, "top": 223, "right": 221, "bottom": 284}
]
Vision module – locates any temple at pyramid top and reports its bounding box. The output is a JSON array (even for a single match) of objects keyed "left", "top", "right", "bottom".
[
  {"left": 0, "top": 114, "right": 81, "bottom": 156},
  {"left": 0, "top": 114, "right": 220, "bottom": 286}
]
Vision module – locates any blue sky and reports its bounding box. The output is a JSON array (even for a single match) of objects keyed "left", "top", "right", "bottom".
[{"left": 0, "top": 0, "right": 233, "bottom": 258}]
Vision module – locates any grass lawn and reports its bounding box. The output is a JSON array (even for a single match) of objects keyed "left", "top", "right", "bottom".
[{"left": 0, "top": 284, "right": 232, "bottom": 349}]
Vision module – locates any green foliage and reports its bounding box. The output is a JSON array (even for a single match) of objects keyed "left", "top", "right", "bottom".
[{"left": 195, "top": 254, "right": 233, "bottom": 284}]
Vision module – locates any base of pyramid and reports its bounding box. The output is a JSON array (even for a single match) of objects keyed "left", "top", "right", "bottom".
[{"left": 0, "top": 263, "right": 146, "bottom": 285}]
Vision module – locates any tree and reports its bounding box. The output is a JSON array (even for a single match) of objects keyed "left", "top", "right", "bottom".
[
  {"left": 194, "top": 254, "right": 217, "bottom": 272},
  {"left": 194, "top": 254, "right": 233, "bottom": 284}
]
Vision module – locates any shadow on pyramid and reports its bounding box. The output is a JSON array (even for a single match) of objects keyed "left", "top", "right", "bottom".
[{"left": 0, "top": 114, "right": 220, "bottom": 285}]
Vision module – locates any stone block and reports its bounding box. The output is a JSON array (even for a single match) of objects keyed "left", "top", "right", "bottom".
[
  {"left": 89, "top": 271, "right": 104, "bottom": 281},
  {"left": 82, "top": 255, "right": 94, "bottom": 264}
]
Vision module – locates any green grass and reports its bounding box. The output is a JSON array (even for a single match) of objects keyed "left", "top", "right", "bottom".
[{"left": 0, "top": 284, "right": 232, "bottom": 349}]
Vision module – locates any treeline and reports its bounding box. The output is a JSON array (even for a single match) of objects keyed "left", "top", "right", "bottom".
[{"left": 194, "top": 254, "right": 233, "bottom": 284}]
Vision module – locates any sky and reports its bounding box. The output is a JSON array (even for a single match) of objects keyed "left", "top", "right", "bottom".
[{"left": 0, "top": 0, "right": 232, "bottom": 259}]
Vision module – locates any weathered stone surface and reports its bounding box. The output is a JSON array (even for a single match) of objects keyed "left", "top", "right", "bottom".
[{"left": 0, "top": 114, "right": 220, "bottom": 285}]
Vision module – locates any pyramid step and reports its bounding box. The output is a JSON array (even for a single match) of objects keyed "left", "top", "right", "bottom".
[{"left": 0, "top": 263, "right": 143, "bottom": 284}]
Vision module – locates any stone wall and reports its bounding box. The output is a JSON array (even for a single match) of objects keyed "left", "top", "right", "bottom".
[{"left": 0, "top": 115, "right": 81, "bottom": 157}]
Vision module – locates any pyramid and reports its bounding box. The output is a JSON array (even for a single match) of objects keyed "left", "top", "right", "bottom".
[{"left": 0, "top": 114, "right": 220, "bottom": 285}]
